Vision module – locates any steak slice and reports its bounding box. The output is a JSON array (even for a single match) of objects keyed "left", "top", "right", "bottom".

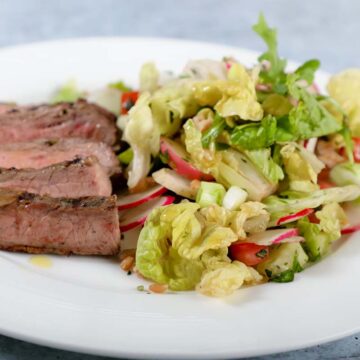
[
  {"left": 0, "top": 157, "right": 112, "bottom": 198},
  {"left": 0, "top": 138, "right": 119, "bottom": 175},
  {"left": 0, "top": 99, "right": 117, "bottom": 145},
  {"left": 0, "top": 190, "right": 120, "bottom": 255}
]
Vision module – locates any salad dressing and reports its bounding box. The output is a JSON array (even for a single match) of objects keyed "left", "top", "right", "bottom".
[{"left": 29, "top": 255, "right": 53, "bottom": 269}]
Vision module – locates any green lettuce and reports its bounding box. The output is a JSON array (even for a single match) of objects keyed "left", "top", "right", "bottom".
[
  {"left": 252, "top": 13, "right": 287, "bottom": 94},
  {"left": 190, "top": 78, "right": 263, "bottom": 121},
  {"left": 214, "top": 63, "right": 263, "bottom": 120},
  {"left": 257, "top": 243, "right": 308, "bottom": 282},
  {"left": 330, "top": 162, "right": 360, "bottom": 187},
  {"left": 197, "top": 260, "right": 262, "bottom": 297},
  {"left": 287, "top": 73, "right": 342, "bottom": 139},
  {"left": 184, "top": 119, "right": 277, "bottom": 200},
  {"left": 150, "top": 81, "right": 199, "bottom": 137},
  {"left": 201, "top": 113, "right": 226, "bottom": 148},
  {"left": 182, "top": 59, "right": 227, "bottom": 80},
  {"left": 280, "top": 142, "right": 324, "bottom": 192},
  {"left": 108, "top": 80, "right": 131, "bottom": 92},
  {"left": 294, "top": 59, "right": 321, "bottom": 85},
  {"left": 139, "top": 62, "right": 159, "bottom": 93},
  {"left": 51, "top": 80, "right": 83, "bottom": 103},
  {"left": 264, "top": 185, "right": 360, "bottom": 215},
  {"left": 199, "top": 202, "right": 269, "bottom": 238},
  {"left": 123, "top": 93, "right": 160, "bottom": 188},
  {"left": 253, "top": 13, "right": 320, "bottom": 93},
  {"left": 244, "top": 148, "right": 284, "bottom": 185},
  {"left": 135, "top": 202, "right": 265, "bottom": 294},
  {"left": 327, "top": 69, "right": 360, "bottom": 137},
  {"left": 262, "top": 93, "right": 292, "bottom": 117},
  {"left": 298, "top": 203, "right": 347, "bottom": 260},
  {"left": 230, "top": 115, "right": 278, "bottom": 150}
]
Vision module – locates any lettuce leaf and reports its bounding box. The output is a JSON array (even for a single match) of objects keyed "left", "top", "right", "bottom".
[
  {"left": 252, "top": 13, "right": 287, "bottom": 94},
  {"left": 201, "top": 113, "right": 226, "bottom": 148},
  {"left": 184, "top": 120, "right": 277, "bottom": 200},
  {"left": 150, "top": 81, "right": 199, "bottom": 137},
  {"left": 51, "top": 80, "right": 83, "bottom": 103},
  {"left": 327, "top": 69, "right": 360, "bottom": 136},
  {"left": 264, "top": 185, "right": 360, "bottom": 215},
  {"left": 196, "top": 260, "right": 262, "bottom": 297},
  {"left": 294, "top": 59, "right": 321, "bottom": 85},
  {"left": 244, "top": 148, "right": 284, "bottom": 185},
  {"left": 140, "top": 62, "right": 159, "bottom": 93},
  {"left": 330, "top": 162, "right": 360, "bottom": 186},
  {"left": 135, "top": 203, "right": 205, "bottom": 290},
  {"left": 298, "top": 203, "right": 347, "bottom": 260},
  {"left": 287, "top": 73, "right": 342, "bottom": 139},
  {"left": 184, "top": 119, "right": 222, "bottom": 176},
  {"left": 182, "top": 59, "right": 227, "bottom": 80},
  {"left": 219, "top": 149, "right": 277, "bottom": 200},
  {"left": 214, "top": 65, "right": 263, "bottom": 120},
  {"left": 280, "top": 142, "right": 324, "bottom": 192},
  {"left": 230, "top": 115, "right": 278, "bottom": 150},
  {"left": 262, "top": 93, "right": 293, "bottom": 117},
  {"left": 123, "top": 93, "right": 160, "bottom": 188},
  {"left": 253, "top": 14, "right": 319, "bottom": 94},
  {"left": 316, "top": 202, "right": 347, "bottom": 236},
  {"left": 199, "top": 202, "right": 269, "bottom": 238},
  {"left": 136, "top": 201, "right": 265, "bottom": 294}
]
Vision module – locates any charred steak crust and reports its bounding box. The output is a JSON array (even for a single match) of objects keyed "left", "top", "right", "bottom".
[
  {"left": 0, "top": 190, "right": 121, "bottom": 256},
  {"left": 0, "top": 99, "right": 117, "bottom": 145},
  {"left": 0, "top": 157, "right": 112, "bottom": 198}
]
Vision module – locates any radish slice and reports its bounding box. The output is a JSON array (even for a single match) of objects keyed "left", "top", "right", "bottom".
[
  {"left": 246, "top": 228, "right": 301, "bottom": 246},
  {"left": 117, "top": 184, "right": 166, "bottom": 210},
  {"left": 153, "top": 168, "right": 197, "bottom": 199},
  {"left": 275, "top": 208, "right": 314, "bottom": 226},
  {"left": 341, "top": 203, "right": 360, "bottom": 235},
  {"left": 119, "top": 196, "right": 175, "bottom": 232},
  {"left": 307, "top": 82, "right": 320, "bottom": 95},
  {"left": 160, "top": 137, "right": 213, "bottom": 181},
  {"left": 304, "top": 138, "right": 318, "bottom": 153}
]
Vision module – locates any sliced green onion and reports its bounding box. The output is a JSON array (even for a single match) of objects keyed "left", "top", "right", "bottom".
[
  {"left": 196, "top": 181, "right": 226, "bottom": 208},
  {"left": 118, "top": 148, "right": 133, "bottom": 165}
]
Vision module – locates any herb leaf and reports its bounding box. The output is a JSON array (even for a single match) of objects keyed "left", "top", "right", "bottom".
[
  {"left": 287, "top": 73, "right": 342, "bottom": 139},
  {"left": 294, "top": 59, "right": 320, "bottom": 85},
  {"left": 201, "top": 114, "right": 226, "bottom": 148},
  {"left": 230, "top": 115, "right": 277, "bottom": 150},
  {"left": 252, "top": 13, "right": 287, "bottom": 93}
]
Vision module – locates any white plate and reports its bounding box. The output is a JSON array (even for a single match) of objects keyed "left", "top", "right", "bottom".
[{"left": 0, "top": 37, "right": 358, "bottom": 359}]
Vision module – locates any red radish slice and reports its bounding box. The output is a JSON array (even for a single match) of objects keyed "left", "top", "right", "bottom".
[
  {"left": 255, "top": 83, "right": 271, "bottom": 92},
  {"left": 304, "top": 138, "right": 318, "bottom": 153},
  {"left": 119, "top": 196, "right": 175, "bottom": 232},
  {"left": 246, "top": 228, "right": 301, "bottom": 246},
  {"left": 276, "top": 208, "right": 314, "bottom": 226},
  {"left": 160, "top": 137, "right": 213, "bottom": 181},
  {"left": 117, "top": 184, "right": 166, "bottom": 210},
  {"left": 307, "top": 82, "right": 320, "bottom": 95},
  {"left": 341, "top": 203, "right": 360, "bottom": 235}
]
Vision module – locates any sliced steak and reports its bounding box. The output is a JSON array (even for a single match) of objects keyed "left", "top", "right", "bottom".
[
  {"left": 0, "top": 157, "right": 112, "bottom": 198},
  {"left": 0, "top": 190, "right": 120, "bottom": 255},
  {"left": 0, "top": 99, "right": 117, "bottom": 145},
  {"left": 0, "top": 138, "right": 119, "bottom": 175}
]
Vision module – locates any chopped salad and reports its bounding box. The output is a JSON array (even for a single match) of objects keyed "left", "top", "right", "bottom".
[{"left": 57, "top": 14, "right": 360, "bottom": 297}]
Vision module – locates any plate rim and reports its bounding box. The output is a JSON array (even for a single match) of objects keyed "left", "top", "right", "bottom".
[{"left": 0, "top": 36, "right": 354, "bottom": 360}]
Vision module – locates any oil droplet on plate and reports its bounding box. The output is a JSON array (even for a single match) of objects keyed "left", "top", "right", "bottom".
[{"left": 29, "top": 255, "right": 53, "bottom": 269}]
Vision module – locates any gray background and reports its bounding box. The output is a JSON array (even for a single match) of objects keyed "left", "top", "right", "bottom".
[{"left": 0, "top": 0, "right": 359, "bottom": 359}]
